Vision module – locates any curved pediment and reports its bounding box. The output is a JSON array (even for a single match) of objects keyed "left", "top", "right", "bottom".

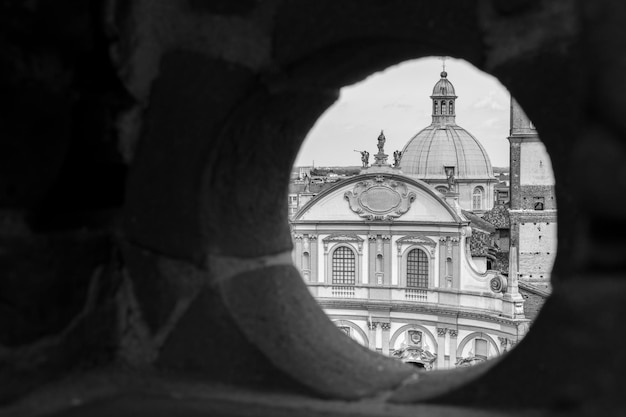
[
  {"left": 322, "top": 233, "right": 364, "bottom": 243},
  {"left": 397, "top": 235, "right": 438, "bottom": 246},
  {"left": 294, "top": 174, "right": 462, "bottom": 223}
]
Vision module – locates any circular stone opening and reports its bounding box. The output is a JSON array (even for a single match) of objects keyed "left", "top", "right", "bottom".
[{"left": 289, "top": 57, "right": 556, "bottom": 372}]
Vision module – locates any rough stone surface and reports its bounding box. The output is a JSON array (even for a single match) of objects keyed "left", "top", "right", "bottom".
[
  {"left": 202, "top": 89, "right": 337, "bottom": 257},
  {"left": 124, "top": 51, "right": 256, "bottom": 263},
  {"left": 0, "top": 234, "right": 110, "bottom": 346},
  {"left": 220, "top": 265, "right": 416, "bottom": 399},
  {"left": 157, "top": 284, "right": 312, "bottom": 395}
]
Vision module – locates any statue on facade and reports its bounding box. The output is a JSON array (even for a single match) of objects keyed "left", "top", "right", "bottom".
[
  {"left": 303, "top": 174, "right": 311, "bottom": 193},
  {"left": 393, "top": 150, "right": 402, "bottom": 167},
  {"left": 445, "top": 167, "right": 456, "bottom": 192},
  {"left": 357, "top": 150, "right": 369, "bottom": 167},
  {"left": 377, "top": 130, "right": 386, "bottom": 153}
]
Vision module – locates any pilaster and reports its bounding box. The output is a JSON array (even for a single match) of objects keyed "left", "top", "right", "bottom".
[
  {"left": 449, "top": 329, "right": 458, "bottom": 366},
  {"left": 368, "top": 321, "right": 377, "bottom": 351},
  {"left": 436, "top": 327, "right": 447, "bottom": 369},
  {"left": 380, "top": 322, "right": 391, "bottom": 355}
]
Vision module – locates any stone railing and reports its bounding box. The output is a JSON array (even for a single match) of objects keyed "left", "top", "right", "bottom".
[{"left": 307, "top": 284, "right": 504, "bottom": 313}]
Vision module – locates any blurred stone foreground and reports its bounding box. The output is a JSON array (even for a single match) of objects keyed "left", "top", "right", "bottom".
[{"left": 1, "top": 1, "right": 625, "bottom": 416}]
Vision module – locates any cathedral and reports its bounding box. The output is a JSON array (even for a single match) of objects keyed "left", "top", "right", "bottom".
[{"left": 290, "top": 71, "right": 531, "bottom": 370}]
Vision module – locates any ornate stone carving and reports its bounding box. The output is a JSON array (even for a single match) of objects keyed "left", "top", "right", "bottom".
[
  {"left": 490, "top": 275, "right": 508, "bottom": 293},
  {"left": 397, "top": 235, "right": 437, "bottom": 247},
  {"left": 498, "top": 337, "right": 508, "bottom": 348},
  {"left": 293, "top": 234, "right": 304, "bottom": 240},
  {"left": 380, "top": 322, "right": 391, "bottom": 331},
  {"left": 437, "top": 327, "right": 447, "bottom": 337},
  {"left": 344, "top": 178, "right": 416, "bottom": 221},
  {"left": 408, "top": 330, "right": 423, "bottom": 346},
  {"left": 323, "top": 234, "right": 364, "bottom": 243},
  {"left": 449, "top": 329, "right": 458, "bottom": 338},
  {"left": 368, "top": 322, "right": 378, "bottom": 330}
]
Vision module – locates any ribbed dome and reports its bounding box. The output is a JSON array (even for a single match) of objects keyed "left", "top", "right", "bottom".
[
  {"left": 400, "top": 125, "right": 495, "bottom": 180},
  {"left": 432, "top": 71, "right": 456, "bottom": 97}
]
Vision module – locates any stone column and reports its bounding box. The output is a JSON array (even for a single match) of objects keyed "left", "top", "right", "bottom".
[
  {"left": 449, "top": 329, "right": 458, "bottom": 366},
  {"left": 436, "top": 327, "right": 447, "bottom": 369},
  {"left": 381, "top": 322, "right": 391, "bottom": 355}
]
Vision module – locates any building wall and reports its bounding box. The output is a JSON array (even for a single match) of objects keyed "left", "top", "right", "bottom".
[
  {"left": 322, "top": 309, "right": 519, "bottom": 370},
  {"left": 520, "top": 142, "right": 554, "bottom": 186}
]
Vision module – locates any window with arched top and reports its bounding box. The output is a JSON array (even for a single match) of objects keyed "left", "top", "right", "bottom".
[
  {"left": 448, "top": 100, "right": 453, "bottom": 114},
  {"left": 441, "top": 100, "right": 447, "bottom": 114},
  {"left": 332, "top": 246, "right": 356, "bottom": 285},
  {"left": 472, "top": 187, "right": 483, "bottom": 210},
  {"left": 433, "top": 101, "right": 438, "bottom": 115},
  {"left": 406, "top": 248, "right": 428, "bottom": 288}
]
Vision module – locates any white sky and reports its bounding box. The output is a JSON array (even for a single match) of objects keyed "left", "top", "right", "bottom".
[{"left": 295, "top": 57, "right": 512, "bottom": 168}]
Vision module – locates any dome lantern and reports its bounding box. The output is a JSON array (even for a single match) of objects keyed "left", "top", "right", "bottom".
[{"left": 430, "top": 71, "right": 458, "bottom": 126}]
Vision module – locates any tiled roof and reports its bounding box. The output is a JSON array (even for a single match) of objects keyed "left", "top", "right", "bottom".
[{"left": 482, "top": 204, "right": 510, "bottom": 229}]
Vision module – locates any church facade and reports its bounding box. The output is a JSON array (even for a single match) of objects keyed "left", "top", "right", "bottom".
[
  {"left": 291, "top": 168, "right": 528, "bottom": 369},
  {"left": 290, "top": 71, "right": 535, "bottom": 370}
]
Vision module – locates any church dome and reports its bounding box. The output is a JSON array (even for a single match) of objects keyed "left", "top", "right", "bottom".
[
  {"left": 400, "top": 125, "right": 494, "bottom": 180},
  {"left": 399, "top": 70, "right": 494, "bottom": 180}
]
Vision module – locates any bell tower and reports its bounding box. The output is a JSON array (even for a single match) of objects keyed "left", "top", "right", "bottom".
[{"left": 508, "top": 98, "right": 557, "bottom": 285}]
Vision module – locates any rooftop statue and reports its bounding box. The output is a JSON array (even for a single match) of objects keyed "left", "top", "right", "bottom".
[
  {"left": 393, "top": 150, "right": 402, "bottom": 167},
  {"left": 360, "top": 150, "right": 369, "bottom": 167},
  {"left": 377, "top": 130, "right": 386, "bottom": 153}
]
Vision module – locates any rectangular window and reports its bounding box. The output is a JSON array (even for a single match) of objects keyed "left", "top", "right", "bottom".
[
  {"left": 406, "top": 249, "right": 428, "bottom": 288},
  {"left": 332, "top": 247, "right": 356, "bottom": 285}
]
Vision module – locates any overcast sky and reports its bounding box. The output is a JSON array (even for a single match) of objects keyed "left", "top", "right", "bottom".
[{"left": 295, "top": 57, "right": 513, "bottom": 168}]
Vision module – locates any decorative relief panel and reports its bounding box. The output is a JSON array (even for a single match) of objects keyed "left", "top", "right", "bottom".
[
  {"left": 344, "top": 177, "right": 416, "bottom": 220},
  {"left": 397, "top": 235, "right": 437, "bottom": 247},
  {"left": 322, "top": 234, "right": 364, "bottom": 243}
]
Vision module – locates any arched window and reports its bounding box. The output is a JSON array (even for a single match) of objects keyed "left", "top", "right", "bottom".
[
  {"left": 448, "top": 100, "right": 454, "bottom": 114},
  {"left": 406, "top": 249, "right": 428, "bottom": 288},
  {"left": 433, "top": 101, "right": 438, "bottom": 115},
  {"left": 472, "top": 187, "right": 483, "bottom": 210},
  {"left": 332, "top": 246, "right": 356, "bottom": 285},
  {"left": 435, "top": 186, "right": 448, "bottom": 194},
  {"left": 441, "top": 100, "right": 447, "bottom": 114}
]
